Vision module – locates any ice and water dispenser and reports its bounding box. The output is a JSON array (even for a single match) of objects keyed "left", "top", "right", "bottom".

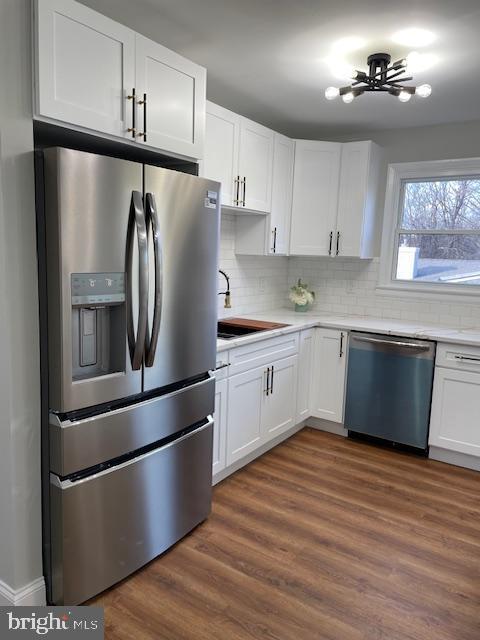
[{"left": 71, "top": 272, "right": 126, "bottom": 380}]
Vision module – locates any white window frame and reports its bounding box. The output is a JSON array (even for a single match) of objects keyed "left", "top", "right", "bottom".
[{"left": 378, "top": 157, "right": 480, "bottom": 300}]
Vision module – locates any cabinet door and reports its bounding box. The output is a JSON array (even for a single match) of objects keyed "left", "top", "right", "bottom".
[
  {"left": 135, "top": 34, "right": 206, "bottom": 159},
  {"left": 336, "top": 141, "right": 372, "bottom": 258},
  {"left": 429, "top": 368, "right": 480, "bottom": 457},
  {"left": 203, "top": 102, "right": 240, "bottom": 206},
  {"left": 289, "top": 141, "right": 341, "bottom": 256},
  {"left": 226, "top": 366, "right": 266, "bottom": 465},
  {"left": 238, "top": 118, "right": 274, "bottom": 213},
  {"left": 310, "top": 329, "right": 347, "bottom": 423},
  {"left": 263, "top": 356, "right": 298, "bottom": 440},
  {"left": 268, "top": 134, "right": 295, "bottom": 255},
  {"left": 297, "top": 329, "right": 314, "bottom": 422},
  {"left": 213, "top": 378, "right": 228, "bottom": 475},
  {"left": 35, "top": 0, "right": 135, "bottom": 137}
]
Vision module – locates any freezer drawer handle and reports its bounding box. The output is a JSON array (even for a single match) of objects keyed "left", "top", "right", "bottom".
[
  {"left": 145, "top": 193, "right": 163, "bottom": 367},
  {"left": 354, "top": 335, "right": 431, "bottom": 350},
  {"left": 126, "top": 191, "right": 149, "bottom": 370}
]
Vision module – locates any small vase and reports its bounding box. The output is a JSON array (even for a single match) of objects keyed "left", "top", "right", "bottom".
[{"left": 295, "top": 304, "right": 309, "bottom": 312}]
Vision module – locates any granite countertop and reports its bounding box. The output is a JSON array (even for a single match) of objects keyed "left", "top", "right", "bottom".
[{"left": 216, "top": 309, "right": 480, "bottom": 353}]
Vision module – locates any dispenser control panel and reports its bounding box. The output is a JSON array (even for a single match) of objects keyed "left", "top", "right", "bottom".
[{"left": 71, "top": 272, "right": 125, "bottom": 306}]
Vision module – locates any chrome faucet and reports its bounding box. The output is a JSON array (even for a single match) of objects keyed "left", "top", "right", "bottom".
[{"left": 218, "top": 269, "right": 232, "bottom": 309}]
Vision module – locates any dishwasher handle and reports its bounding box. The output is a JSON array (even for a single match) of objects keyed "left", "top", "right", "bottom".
[{"left": 351, "top": 334, "right": 434, "bottom": 356}]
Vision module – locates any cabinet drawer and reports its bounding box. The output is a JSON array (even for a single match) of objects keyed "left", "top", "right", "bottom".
[
  {"left": 436, "top": 343, "right": 480, "bottom": 372},
  {"left": 215, "top": 352, "right": 230, "bottom": 381},
  {"left": 229, "top": 332, "right": 299, "bottom": 375}
]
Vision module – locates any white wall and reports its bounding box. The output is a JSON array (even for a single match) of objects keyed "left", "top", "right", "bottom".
[
  {"left": 0, "top": 0, "right": 44, "bottom": 603},
  {"left": 217, "top": 213, "right": 288, "bottom": 318}
]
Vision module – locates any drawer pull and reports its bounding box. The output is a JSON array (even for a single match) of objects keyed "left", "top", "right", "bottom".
[
  {"left": 454, "top": 355, "right": 480, "bottom": 363},
  {"left": 215, "top": 362, "right": 230, "bottom": 370}
]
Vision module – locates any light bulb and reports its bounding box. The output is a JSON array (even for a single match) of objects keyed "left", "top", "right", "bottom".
[
  {"left": 342, "top": 92, "right": 354, "bottom": 104},
  {"left": 398, "top": 90, "right": 412, "bottom": 102},
  {"left": 416, "top": 83, "right": 432, "bottom": 98},
  {"left": 325, "top": 86, "right": 340, "bottom": 100}
]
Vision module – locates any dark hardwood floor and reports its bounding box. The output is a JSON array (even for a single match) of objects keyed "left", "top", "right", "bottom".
[{"left": 90, "top": 428, "right": 480, "bottom": 640}]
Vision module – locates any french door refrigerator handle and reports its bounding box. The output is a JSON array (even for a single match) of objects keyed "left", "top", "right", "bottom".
[
  {"left": 144, "top": 192, "right": 163, "bottom": 367},
  {"left": 126, "top": 190, "right": 149, "bottom": 370}
]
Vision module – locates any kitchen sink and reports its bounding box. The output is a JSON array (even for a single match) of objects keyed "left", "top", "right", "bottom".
[
  {"left": 217, "top": 322, "right": 267, "bottom": 339},
  {"left": 217, "top": 318, "right": 289, "bottom": 340}
]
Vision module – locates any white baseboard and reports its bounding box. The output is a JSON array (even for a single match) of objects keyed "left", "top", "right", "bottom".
[
  {"left": 0, "top": 577, "right": 46, "bottom": 606},
  {"left": 429, "top": 446, "right": 480, "bottom": 472},
  {"left": 306, "top": 417, "right": 348, "bottom": 437}
]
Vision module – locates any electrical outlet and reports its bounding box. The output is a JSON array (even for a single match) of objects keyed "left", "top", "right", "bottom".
[{"left": 258, "top": 277, "right": 266, "bottom": 293}]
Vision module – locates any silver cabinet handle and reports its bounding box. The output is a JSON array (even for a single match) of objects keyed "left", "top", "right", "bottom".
[
  {"left": 242, "top": 176, "right": 246, "bottom": 206},
  {"left": 270, "top": 365, "right": 274, "bottom": 394},
  {"left": 126, "top": 191, "right": 148, "bottom": 370},
  {"left": 234, "top": 176, "right": 240, "bottom": 205},
  {"left": 136, "top": 93, "right": 147, "bottom": 141},
  {"left": 339, "top": 332, "right": 344, "bottom": 358},
  {"left": 127, "top": 88, "right": 136, "bottom": 137},
  {"left": 328, "top": 231, "right": 333, "bottom": 256},
  {"left": 354, "top": 335, "right": 431, "bottom": 350},
  {"left": 265, "top": 367, "right": 271, "bottom": 396},
  {"left": 336, "top": 231, "right": 340, "bottom": 256},
  {"left": 454, "top": 354, "right": 480, "bottom": 363},
  {"left": 144, "top": 193, "right": 163, "bottom": 367}
]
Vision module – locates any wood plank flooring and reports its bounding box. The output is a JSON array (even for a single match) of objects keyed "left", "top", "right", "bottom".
[{"left": 89, "top": 428, "right": 480, "bottom": 640}]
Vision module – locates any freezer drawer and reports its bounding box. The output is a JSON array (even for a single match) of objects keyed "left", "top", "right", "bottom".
[
  {"left": 50, "top": 419, "right": 213, "bottom": 605},
  {"left": 50, "top": 375, "right": 215, "bottom": 476}
]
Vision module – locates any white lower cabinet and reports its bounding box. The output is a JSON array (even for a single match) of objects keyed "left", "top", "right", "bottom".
[
  {"left": 226, "top": 355, "right": 298, "bottom": 466},
  {"left": 296, "top": 329, "right": 314, "bottom": 422},
  {"left": 263, "top": 355, "right": 298, "bottom": 440},
  {"left": 310, "top": 328, "right": 347, "bottom": 423},
  {"left": 226, "top": 365, "right": 265, "bottom": 465},
  {"left": 212, "top": 378, "right": 228, "bottom": 474},
  {"left": 429, "top": 350, "right": 480, "bottom": 457}
]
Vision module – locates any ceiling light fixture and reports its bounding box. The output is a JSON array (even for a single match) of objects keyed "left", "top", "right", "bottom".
[{"left": 324, "top": 52, "right": 432, "bottom": 104}]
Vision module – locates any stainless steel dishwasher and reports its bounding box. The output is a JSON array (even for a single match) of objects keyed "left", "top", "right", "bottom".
[{"left": 345, "top": 332, "right": 436, "bottom": 451}]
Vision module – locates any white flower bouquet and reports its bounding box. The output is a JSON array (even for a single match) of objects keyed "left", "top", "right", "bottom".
[{"left": 289, "top": 279, "right": 315, "bottom": 311}]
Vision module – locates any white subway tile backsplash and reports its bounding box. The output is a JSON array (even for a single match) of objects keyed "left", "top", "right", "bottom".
[
  {"left": 287, "top": 257, "right": 480, "bottom": 328},
  {"left": 218, "top": 215, "right": 480, "bottom": 328}
]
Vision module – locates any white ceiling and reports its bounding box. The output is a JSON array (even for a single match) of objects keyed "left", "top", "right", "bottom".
[{"left": 81, "top": 0, "right": 480, "bottom": 137}]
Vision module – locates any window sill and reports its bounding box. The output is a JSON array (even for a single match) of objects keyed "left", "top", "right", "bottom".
[{"left": 376, "top": 281, "right": 480, "bottom": 303}]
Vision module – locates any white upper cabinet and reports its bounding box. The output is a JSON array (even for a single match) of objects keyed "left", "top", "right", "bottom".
[
  {"left": 237, "top": 118, "right": 274, "bottom": 213},
  {"left": 289, "top": 139, "right": 381, "bottom": 258},
  {"left": 203, "top": 102, "right": 240, "bottom": 207},
  {"left": 34, "top": 0, "right": 206, "bottom": 159},
  {"left": 289, "top": 141, "right": 341, "bottom": 256},
  {"left": 268, "top": 134, "right": 294, "bottom": 255},
  {"left": 202, "top": 102, "right": 273, "bottom": 214},
  {"left": 134, "top": 35, "right": 206, "bottom": 159},
  {"left": 235, "top": 132, "right": 294, "bottom": 256},
  {"left": 336, "top": 141, "right": 381, "bottom": 258},
  {"left": 35, "top": 0, "right": 135, "bottom": 138}
]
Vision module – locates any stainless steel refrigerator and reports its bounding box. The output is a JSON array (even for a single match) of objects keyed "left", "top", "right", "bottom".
[{"left": 40, "top": 148, "right": 220, "bottom": 605}]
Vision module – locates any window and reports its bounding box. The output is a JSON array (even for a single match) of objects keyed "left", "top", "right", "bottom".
[{"left": 380, "top": 159, "right": 480, "bottom": 295}]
